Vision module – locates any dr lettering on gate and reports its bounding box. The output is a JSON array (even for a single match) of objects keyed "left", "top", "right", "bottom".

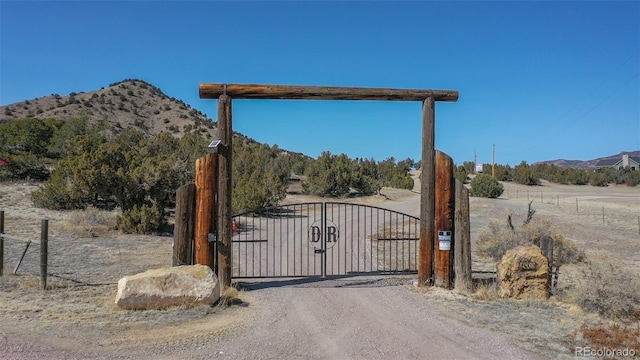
[{"left": 308, "top": 220, "right": 339, "bottom": 249}]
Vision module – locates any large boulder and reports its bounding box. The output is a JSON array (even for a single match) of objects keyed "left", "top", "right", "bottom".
[
  {"left": 115, "top": 264, "right": 220, "bottom": 310},
  {"left": 497, "top": 244, "right": 549, "bottom": 300}
]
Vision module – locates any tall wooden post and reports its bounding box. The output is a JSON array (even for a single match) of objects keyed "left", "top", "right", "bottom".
[
  {"left": 435, "top": 151, "right": 454, "bottom": 288},
  {"left": 418, "top": 96, "right": 435, "bottom": 286},
  {"left": 194, "top": 154, "right": 217, "bottom": 268},
  {"left": 217, "top": 94, "right": 233, "bottom": 288},
  {"left": 40, "top": 219, "right": 48, "bottom": 290},
  {"left": 173, "top": 184, "right": 196, "bottom": 266},
  {"left": 454, "top": 180, "right": 472, "bottom": 293}
]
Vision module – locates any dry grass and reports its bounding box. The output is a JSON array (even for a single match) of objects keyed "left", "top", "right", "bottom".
[
  {"left": 567, "top": 322, "right": 640, "bottom": 359},
  {"left": 567, "top": 258, "right": 640, "bottom": 321},
  {"left": 475, "top": 216, "right": 584, "bottom": 265},
  {"left": 65, "top": 205, "right": 117, "bottom": 237}
]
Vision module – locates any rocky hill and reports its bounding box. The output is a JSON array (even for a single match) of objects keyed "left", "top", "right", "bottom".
[
  {"left": 534, "top": 150, "right": 640, "bottom": 169},
  {"left": 0, "top": 79, "right": 216, "bottom": 137}
]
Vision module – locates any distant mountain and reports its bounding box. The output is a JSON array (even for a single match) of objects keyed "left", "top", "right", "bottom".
[
  {"left": 0, "top": 79, "right": 216, "bottom": 137},
  {"left": 534, "top": 151, "right": 640, "bottom": 169}
]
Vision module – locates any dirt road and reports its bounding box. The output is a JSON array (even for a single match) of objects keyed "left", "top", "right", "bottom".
[
  {"left": 190, "top": 277, "right": 546, "bottom": 360},
  {"left": 2, "top": 179, "right": 638, "bottom": 359}
]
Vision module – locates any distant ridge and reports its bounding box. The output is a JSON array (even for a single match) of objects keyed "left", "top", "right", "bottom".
[
  {"left": 0, "top": 79, "right": 217, "bottom": 137},
  {"left": 534, "top": 150, "right": 640, "bottom": 169}
]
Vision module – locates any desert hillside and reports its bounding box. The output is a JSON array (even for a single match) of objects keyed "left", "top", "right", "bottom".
[{"left": 1, "top": 79, "right": 216, "bottom": 138}]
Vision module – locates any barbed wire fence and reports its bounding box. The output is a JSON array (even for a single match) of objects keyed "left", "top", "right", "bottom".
[
  {"left": 0, "top": 212, "right": 173, "bottom": 289},
  {"left": 502, "top": 188, "right": 640, "bottom": 238}
]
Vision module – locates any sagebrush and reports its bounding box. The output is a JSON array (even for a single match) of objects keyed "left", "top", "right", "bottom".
[
  {"left": 572, "top": 259, "right": 640, "bottom": 320},
  {"left": 475, "top": 212, "right": 583, "bottom": 265}
]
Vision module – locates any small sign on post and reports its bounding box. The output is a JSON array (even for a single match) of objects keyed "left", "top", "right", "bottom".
[{"left": 438, "top": 231, "right": 451, "bottom": 251}]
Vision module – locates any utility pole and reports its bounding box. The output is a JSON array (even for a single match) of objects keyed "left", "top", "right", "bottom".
[
  {"left": 474, "top": 149, "right": 477, "bottom": 174},
  {"left": 492, "top": 144, "right": 495, "bottom": 178}
]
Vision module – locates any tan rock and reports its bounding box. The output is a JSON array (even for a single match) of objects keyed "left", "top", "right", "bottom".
[
  {"left": 496, "top": 244, "right": 549, "bottom": 300},
  {"left": 115, "top": 264, "right": 220, "bottom": 310}
]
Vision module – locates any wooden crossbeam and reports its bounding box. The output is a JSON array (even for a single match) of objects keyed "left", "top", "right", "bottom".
[{"left": 200, "top": 83, "right": 459, "bottom": 102}]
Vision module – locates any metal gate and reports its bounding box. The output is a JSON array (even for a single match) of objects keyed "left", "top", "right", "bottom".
[{"left": 231, "top": 202, "right": 419, "bottom": 278}]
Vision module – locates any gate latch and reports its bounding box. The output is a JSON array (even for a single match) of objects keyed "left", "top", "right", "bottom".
[{"left": 314, "top": 249, "right": 325, "bottom": 254}]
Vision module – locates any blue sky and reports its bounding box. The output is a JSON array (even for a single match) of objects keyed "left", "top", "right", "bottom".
[{"left": 1, "top": 1, "right": 638, "bottom": 166}]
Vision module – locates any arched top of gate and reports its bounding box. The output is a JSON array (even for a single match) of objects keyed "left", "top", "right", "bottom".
[{"left": 199, "top": 83, "right": 458, "bottom": 102}]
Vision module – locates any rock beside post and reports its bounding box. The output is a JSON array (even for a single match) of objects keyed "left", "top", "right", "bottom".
[
  {"left": 116, "top": 264, "right": 221, "bottom": 310},
  {"left": 497, "top": 244, "right": 549, "bottom": 300}
]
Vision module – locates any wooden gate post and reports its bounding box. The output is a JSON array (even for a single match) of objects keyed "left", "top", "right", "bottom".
[
  {"left": 217, "top": 94, "right": 233, "bottom": 288},
  {"left": 418, "top": 96, "right": 435, "bottom": 286},
  {"left": 195, "top": 154, "right": 217, "bottom": 269},
  {"left": 173, "top": 184, "right": 196, "bottom": 266},
  {"left": 454, "top": 179, "right": 472, "bottom": 293},
  {"left": 435, "top": 151, "right": 454, "bottom": 288}
]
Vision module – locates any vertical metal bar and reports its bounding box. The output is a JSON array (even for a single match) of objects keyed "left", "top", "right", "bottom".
[
  {"left": 357, "top": 204, "right": 361, "bottom": 272},
  {"left": 395, "top": 212, "right": 399, "bottom": 272},
  {"left": 292, "top": 204, "right": 296, "bottom": 276},
  {"left": 375, "top": 207, "right": 379, "bottom": 271},
  {"left": 40, "top": 219, "right": 48, "bottom": 290},
  {"left": 0, "top": 210, "right": 4, "bottom": 277},
  {"left": 350, "top": 205, "right": 358, "bottom": 271},
  {"left": 322, "top": 202, "right": 326, "bottom": 277}
]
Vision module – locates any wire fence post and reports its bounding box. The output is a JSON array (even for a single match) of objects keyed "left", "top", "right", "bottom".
[
  {"left": 0, "top": 210, "right": 4, "bottom": 277},
  {"left": 40, "top": 219, "right": 48, "bottom": 290},
  {"left": 602, "top": 207, "right": 605, "bottom": 225},
  {"left": 576, "top": 198, "right": 579, "bottom": 215}
]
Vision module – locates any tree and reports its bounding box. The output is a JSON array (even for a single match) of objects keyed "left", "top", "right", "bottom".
[
  {"left": 513, "top": 161, "right": 540, "bottom": 185},
  {"left": 233, "top": 142, "right": 287, "bottom": 213},
  {"left": 303, "top": 152, "right": 353, "bottom": 197},
  {"left": 470, "top": 174, "right": 504, "bottom": 198},
  {"left": 33, "top": 129, "right": 209, "bottom": 233}
]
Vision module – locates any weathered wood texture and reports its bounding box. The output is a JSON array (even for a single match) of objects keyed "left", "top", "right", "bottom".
[
  {"left": 194, "top": 154, "right": 217, "bottom": 269},
  {"left": 217, "top": 95, "right": 233, "bottom": 288},
  {"left": 454, "top": 180, "right": 472, "bottom": 293},
  {"left": 539, "top": 235, "right": 555, "bottom": 293},
  {"left": 173, "top": 184, "right": 196, "bottom": 266},
  {"left": 200, "top": 83, "right": 459, "bottom": 102},
  {"left": 418, "top": 97, "right": 435, "bottom": 286},
  {"left": 40, "top": 219, "right": 48, "bottom": 290},
  {"left": 435, "top": 151, "right": 454, "bottom": 289}
]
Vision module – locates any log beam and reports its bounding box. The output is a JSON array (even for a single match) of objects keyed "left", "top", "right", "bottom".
[{"left": 200, "top": 83, "right": 458, "bottom": 102}]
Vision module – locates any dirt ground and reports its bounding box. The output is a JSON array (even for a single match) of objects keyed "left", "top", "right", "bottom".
[{"left": 0, "top": 178, "right": 638, "bottom": 359}]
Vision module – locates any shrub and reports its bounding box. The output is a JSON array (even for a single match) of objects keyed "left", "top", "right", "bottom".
[
  {"left": 475, "top": 213, "right": 583, "bottom": 265},
  {"left": 454, "top": 168, "right": 468, "bottom": 184},
  {"left": 589, "top": 172, "right": 608, "bottom": 187},
  {"left": 31, "top": 170, "right": 86, "bottom": 210},
  {"left": 66, "top": 206, "right": 116, "bottom": 237},
  {"left": 116, "top": 204, "right": 165, "bottom": 234},
  {"left": 573, "top": 258, "right": 640, "bottom": 320},
  {"left": 568, "top": 322, "right": 640, "bottom": 356},
  {"left": 626, "top": 171, "right": 640, "bottom": 187},
  {"left": 470, "top": 174, "right": 504, "bottom": 198}
]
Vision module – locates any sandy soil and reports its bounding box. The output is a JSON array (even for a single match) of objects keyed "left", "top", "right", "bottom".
[{"left": 0, "top": 178, "right": 638, "bottom": 359}]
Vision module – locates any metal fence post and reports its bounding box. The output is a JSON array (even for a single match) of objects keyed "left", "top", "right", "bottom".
[{"left": 40, "top": 219, "right": 48, "bottom": 290}]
